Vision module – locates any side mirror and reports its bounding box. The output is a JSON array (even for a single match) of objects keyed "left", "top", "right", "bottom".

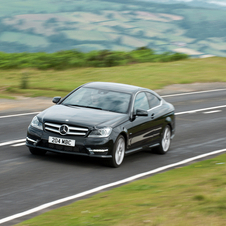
[
  {"left": 136, "top": 109, "right": 148, "bottom": 117},
  {"left": 52, "top": 96, "right": 61, "bottom": 104}
]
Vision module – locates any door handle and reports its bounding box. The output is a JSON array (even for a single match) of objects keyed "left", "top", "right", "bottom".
[{"left": 151, "top": 113, "right": 155, "bottom": 119}]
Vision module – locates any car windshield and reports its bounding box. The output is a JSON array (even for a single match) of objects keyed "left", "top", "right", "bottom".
[{"left": 62, "top": 87, "right": 131, "bottom": 114}]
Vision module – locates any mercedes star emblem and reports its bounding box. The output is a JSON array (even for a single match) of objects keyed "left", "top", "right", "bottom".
[{"left": 59, "top": 124, "right": 69, "bottom": 135}]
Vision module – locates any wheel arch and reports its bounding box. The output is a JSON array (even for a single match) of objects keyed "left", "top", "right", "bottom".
[
  {"left": 165, "top": 116, "right": 174, "bottom": 132},
  {"left": 119, "top": 131, "right": 127, "bottom": 148}
]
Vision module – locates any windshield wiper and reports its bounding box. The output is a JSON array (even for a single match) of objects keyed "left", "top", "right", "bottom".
[{"left": 64, "top": 104, "right": 102, "bottom": 110}]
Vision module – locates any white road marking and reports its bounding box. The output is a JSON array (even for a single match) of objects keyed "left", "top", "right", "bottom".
[
  {"left": 0, "top": 88, "right": 226, "bottom": 119},
  {"left": 162, "top": 88, "right": 226, "bottom": 98},
  {"left": 0, "top": 112, "right": 40, "bottom": 119},
  {"left": 0, "top": 104, "right": 225, "bottom": 120},
  {"left": 175, "top": 105, "right": 226, "bottom": 115},
  {"left": 0, "top": 139, "right": 26, "bottom": 147},
  {"left": 0, "top": 148, "right": 226, "bottom": 224},
  {"left": 203, "top": 110, "right": 222, "bottom": 114},
  {"left": 0, "top": 105, "right": 225, "bottom": 147},
  {"left": 12, "top": 142, "right": 26, "bottom": 147},
  {"left": 0, "top": 157, "right": 24, "bottom": 164}
]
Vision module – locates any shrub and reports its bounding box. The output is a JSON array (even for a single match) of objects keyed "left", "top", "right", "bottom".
[
  {"left": 0, "top": 48, "right": 189, "bottom": 70},
  {"left": 20, "top": 72, "right": 29, "bottom": 89}
]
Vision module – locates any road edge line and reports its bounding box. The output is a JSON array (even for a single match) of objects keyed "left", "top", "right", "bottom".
[
  {"left": 1, "top": 87, "right": 226, "bottom": 119},
  {"left": 0, "top": 139, "right": 26, "bottom": 147},
  {"left": 0, "top": 112, "right": 40, "bottom": 119},
  {"left": 161, "top": 88, "right": 226, "bottom": 98},
  {"left": 175, "top": 104, "right": 226, "bottom": 115},
  {"left": 1, "top": 148, "right": 226, "bottom": 224}
]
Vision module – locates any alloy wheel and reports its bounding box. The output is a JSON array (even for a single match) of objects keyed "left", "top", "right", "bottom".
[
  {"left": 162, "top": 126, "right": 171, "bottom": 152},
  {"left": 115, "top": 137, "right": 125, "bottom": 165}
]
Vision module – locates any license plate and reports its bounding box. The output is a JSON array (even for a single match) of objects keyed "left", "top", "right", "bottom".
[{"left": 48, "top": 136, "right": 75, "bottom": 147}]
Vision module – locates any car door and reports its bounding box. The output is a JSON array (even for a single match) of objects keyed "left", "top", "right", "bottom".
[
  {"left": 128, "top": 91, "right": 163, "bottom": 150},
  {"left": 145, "top": 91, "right": 165, "bottom": 143}
]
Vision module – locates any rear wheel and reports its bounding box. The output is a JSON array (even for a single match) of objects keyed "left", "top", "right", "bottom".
[
  {"left": 29, "top": 147, "right": 47, "bottom": 156},
  {"left": 156, "top": 125, "right": 171, "bottom": 154},
  {"left": 107, "top": 135, "right": 125, "bottom": 168}
]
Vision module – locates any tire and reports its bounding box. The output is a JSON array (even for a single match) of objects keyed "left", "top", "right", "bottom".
[
  {"left": 107, "top": 135, "right": 125, "bottom": 168},
  {"left": 29, "top": 147, "right": 47, "bottom": 156},
  {"left": 156, "top": 125, "right": 171, "bottom": 155}
]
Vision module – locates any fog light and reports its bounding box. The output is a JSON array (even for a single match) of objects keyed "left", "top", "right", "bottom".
[
  {"left": 26, "top": 137, "right": 39, "bottom": 145},
  {"left": 92, "top": 149, "right": 108, "bottom": 152},
  {"left": 87, "top": 148, "right": 108, "bottom": 154}
]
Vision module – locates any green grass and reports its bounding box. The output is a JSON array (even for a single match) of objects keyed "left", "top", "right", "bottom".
[
  {"left": 1, "top": 57, "right": 226, "bottom": 98},
  {"left": 0, "top": 94, "right": 16, "bottom": 99},
  {"left": 17, "top": 153, "right": 226, "bottom": 226}
]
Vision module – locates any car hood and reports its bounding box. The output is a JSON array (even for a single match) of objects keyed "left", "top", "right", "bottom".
[{"left": 38, "top": 104, "right": 129, "bottom": 129}]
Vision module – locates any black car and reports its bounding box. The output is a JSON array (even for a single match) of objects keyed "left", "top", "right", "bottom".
[{"left": 26, "top": 82, "right": 175, "bottom": 167}]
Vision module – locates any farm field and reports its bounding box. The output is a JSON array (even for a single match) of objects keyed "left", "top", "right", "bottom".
[{"left": 0, "top": 0, "right": 226, "bottom": 56}]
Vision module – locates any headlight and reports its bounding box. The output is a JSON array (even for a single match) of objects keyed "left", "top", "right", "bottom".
[
  {"left": 88, "top": 127, "right": 112, "bottom": 138},
  {"left": 30, "top": 116, "right": 43, "bottom": 130}
]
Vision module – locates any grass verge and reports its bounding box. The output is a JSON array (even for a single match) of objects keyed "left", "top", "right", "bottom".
[
  {"left": 1, "top": 57, "right": 226, "bottom": 98},
  {"left": 17, "top": 153, "right": 226, "bottom": 226},
  {"left": 0, "top": 94, "right": 15, "bottom": 99}
]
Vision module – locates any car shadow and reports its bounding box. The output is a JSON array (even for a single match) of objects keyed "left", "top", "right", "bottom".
[{"left": 27, "top": 148, "right": 158, "bottom": 169}]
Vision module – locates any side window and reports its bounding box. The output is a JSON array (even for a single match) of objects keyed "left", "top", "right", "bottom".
[
  {"left": 146, "top": 92, "right": 161, "bottom": 108},
  {"left": 134, "top": 92, "right": 149, "bottom": 112}
]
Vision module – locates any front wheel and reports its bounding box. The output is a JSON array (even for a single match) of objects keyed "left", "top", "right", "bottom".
[
  {"left": 107, "top": 135, "right": 125, "bottom": 168},
  {"left": 156, "top": 125, "right": 171, "bottom": 154},
  {"left": 29, "top": 147, "right": 47, "bottom": 156}
]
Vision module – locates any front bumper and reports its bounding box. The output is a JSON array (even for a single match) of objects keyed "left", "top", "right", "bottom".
[{"left": 26, "top": 125, "right": 113, "bottom": 158}]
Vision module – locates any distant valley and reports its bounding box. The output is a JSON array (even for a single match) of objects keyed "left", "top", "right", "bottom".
[{"left": 0, "top": 0, "right": 226, "bottom": 57}]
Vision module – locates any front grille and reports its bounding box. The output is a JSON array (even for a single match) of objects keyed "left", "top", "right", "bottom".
[{"left": 45, "top": 122, "right": 89, "bottom": 136}]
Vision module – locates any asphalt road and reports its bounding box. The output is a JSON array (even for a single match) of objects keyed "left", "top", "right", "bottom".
[{"left": 0, "top": 89, "right": 226, "bottom": 225}]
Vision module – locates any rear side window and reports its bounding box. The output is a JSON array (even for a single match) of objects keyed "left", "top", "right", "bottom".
[{"left": 146, "top": 92, "right": 161, "bottom": 109}]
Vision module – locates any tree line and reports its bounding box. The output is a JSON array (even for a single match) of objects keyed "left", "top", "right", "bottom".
[{"left": 0, "top": 47, "right": 188, "bottom": 70}]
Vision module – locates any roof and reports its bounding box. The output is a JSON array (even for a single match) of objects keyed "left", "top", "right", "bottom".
[{"left": 83, "top": 82, "right": 145, "bottom": 94}]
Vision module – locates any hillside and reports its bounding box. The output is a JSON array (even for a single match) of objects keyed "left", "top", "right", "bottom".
[
  {"left": 0, "top": 0, "right": 226, "bottom": 57},
  {"left": 139, "top": 0, "right": 226, "bottom": 9}
]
